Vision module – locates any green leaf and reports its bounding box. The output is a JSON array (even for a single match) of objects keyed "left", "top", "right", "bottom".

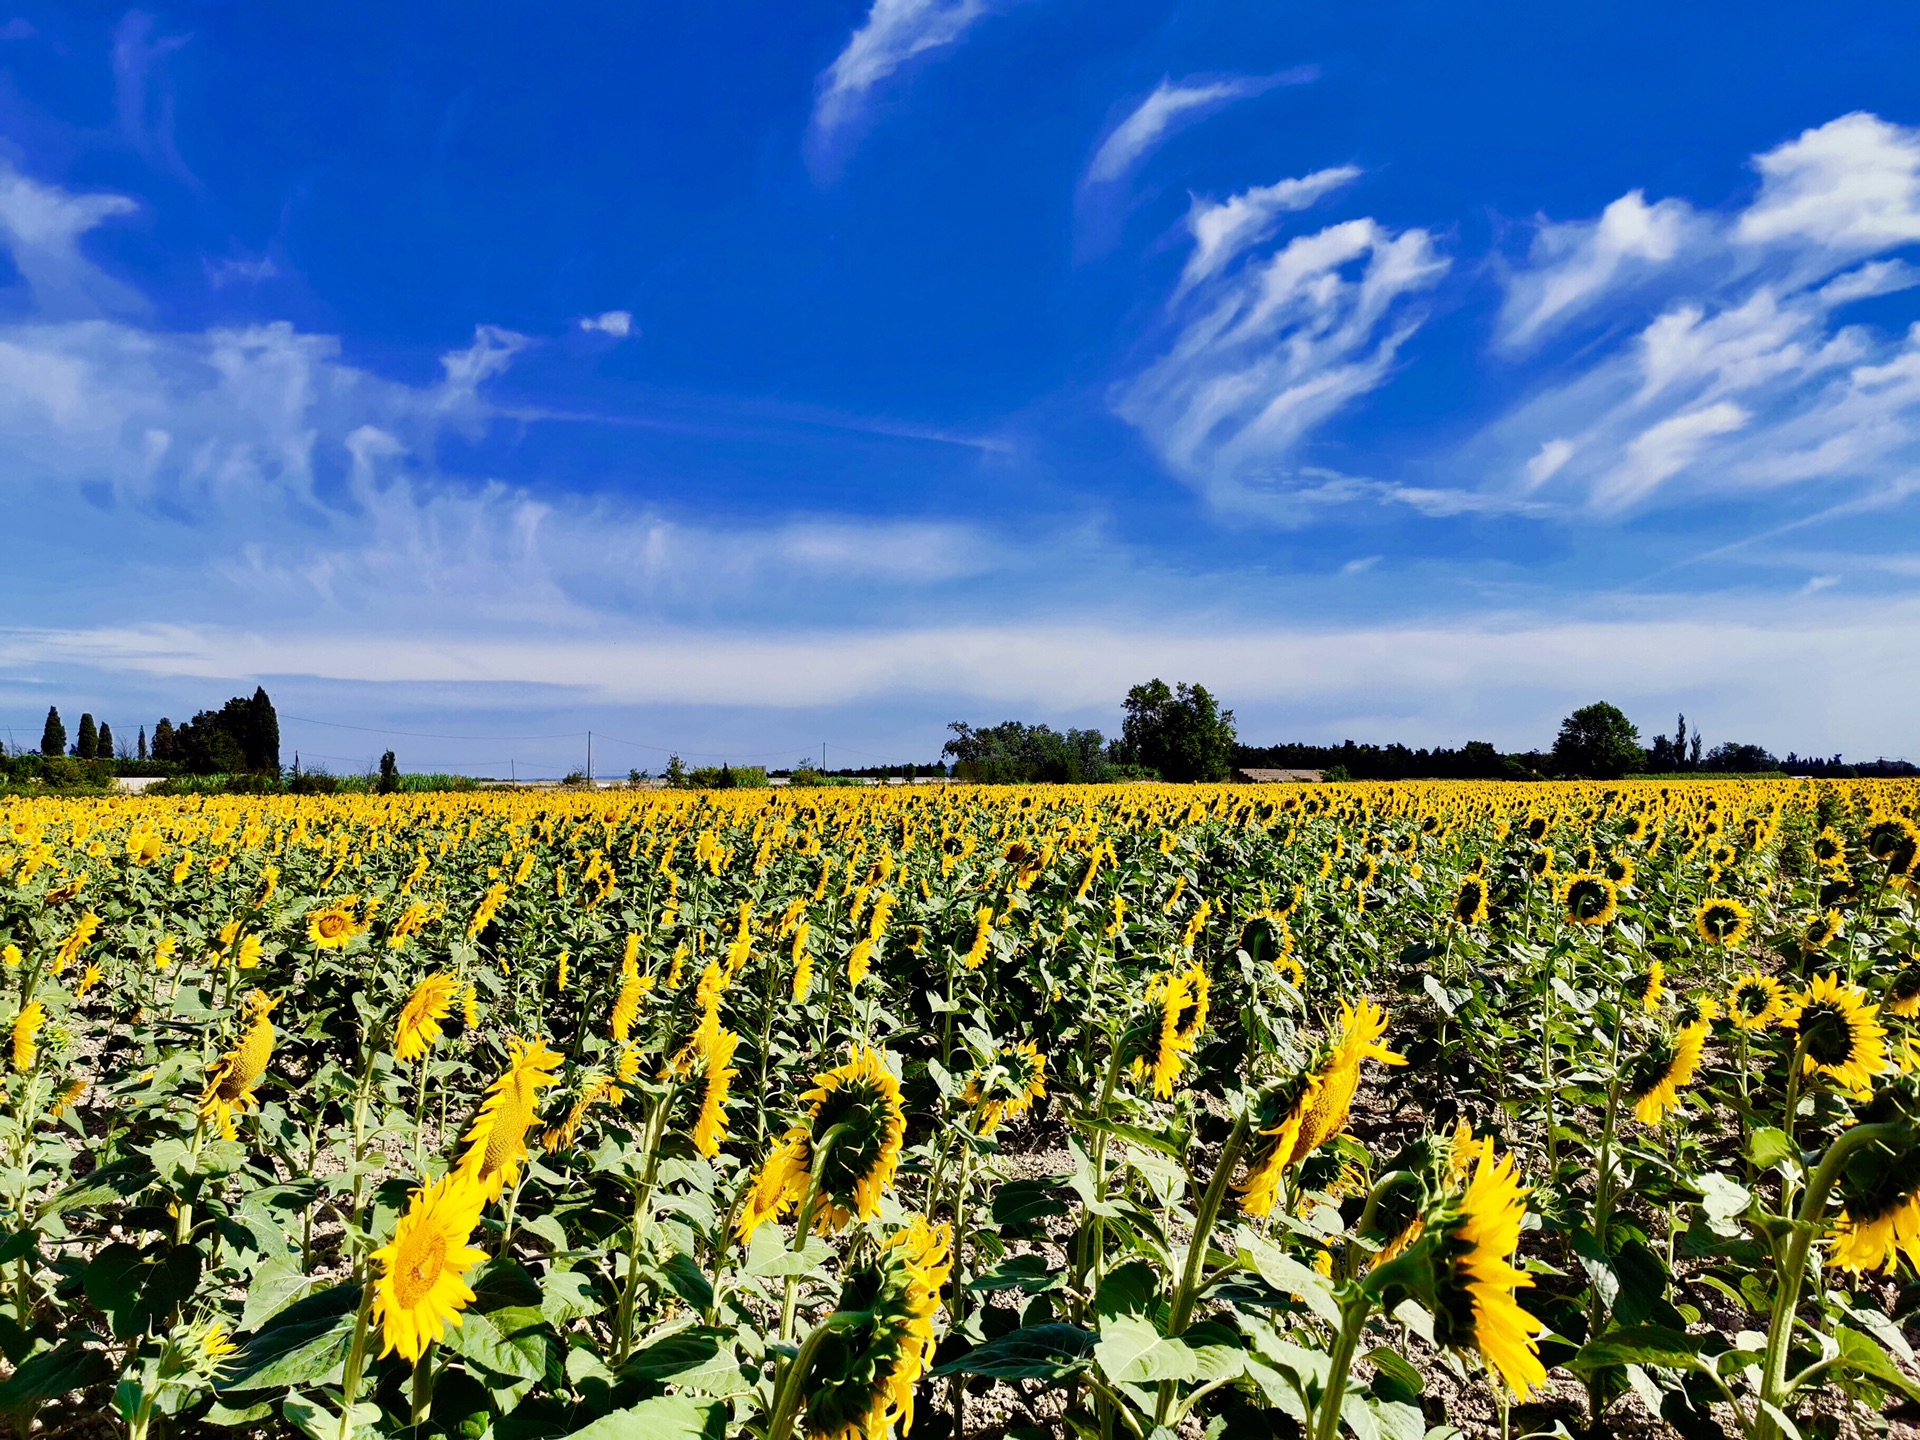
[
  {"left": 1830, "top": 1324, "right": 1920, "bottom": 1403},
  {"left": 970, "top": 1254, "right": 1066, "bottom": 1294},
  {"left": 742, "top": 1227, "right": 832, "bottom": 1279},
  {"left": 1096, "top": 1314, "right": 1201, "bottom": 1385},
  {"left": 562, "top": 1395, "right": 726, "bottom": 1440},
  {"left": 1695, "top": 1172, "right": 1750, "bottom": 1225},
  {"left": 221, "top": 1284, "right": 361, "bottom": 1393},
  {"left": 1746, "top": 1127, "right": 1794, "bottom": 1171},
  {"left": 444, "top": 1308, "right": 547, "bottom": 1381},
  {"left": 651, "top": 1252, "right": 713, "bottom": 1312},
  {"left": 83, "top": 1240, "right": 203, "bottom": 1341},
  {"left": 0, "top": 1342, "right": 114, "bottom": 1415},
  {"left": 540, "top": 1268, "right": 602, "bottom": 1326},
  {"left": 992, "top": 1176, "right": 1072, "bottom": 1227},
  {"left": 933, "top": 1323, "right": 1096, "bottom": 1379},
  {"left": 1240, "top": 1235, "right": 1341, "bottom": 1328},
  {"left": 1092, "top": 1260, "right": 1157, "bottom": 1321},
  {"left": 39, "top": 1161, "right": 151, "bottom": 1220},
  {"left": 240, "top": 1258, "right": 319, "bottom": 1332},
  {"left": 1365, "top": 1346, "right": 1426, "bottom": 1401},
  {"left": 1568, "top": 1326, "right": 1703, "bottom": 1373}
]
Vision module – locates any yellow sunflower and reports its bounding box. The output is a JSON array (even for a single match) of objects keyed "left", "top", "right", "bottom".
[
  {"left": 456, "top": 1037, "right": 566, "bottom": 1202},
  {"left": 792, "top": 1216, "right": 953, "bottom": 1440},
  {"left": 1146, "top": 964, "right": 1210, "bottom": 1099},
  {"left": 960, "top": 1041, "right": 1047, "bottom": 1136},
  {"left": 1625, "top": 1023, "right": 1709, "bottom": 1125},
  {"left": 1829, "top": 1082, "right": 1920, "bottom": 1274},
  {"left": 393, "top": 973, "right": 459, "bottom": 1064},
  {"left": 199, "top": 992, "right": 279, "bottom": 1140},
  {"left": 1558, "top": 873, "right": 1618, "bottom": 927},
  {"left": 1694, "top": 897, "right": 1751, "bottom": 947},
  {"left": 371, "top": 1171, "right": 490, "bottom": 1363},
  {"left": 1625, "top": 958, "right": 1665, "bottom": 1014},
  {"left": 738, "top": 1046, "right": 907, "bottom": 1241},
  {"left": 1782, "top": 974, "right": 1889, "bottom": 1099},
  {"left": 690, "top": 1024, "right": 741, "bottom": 1159},
  {"left": 11, "top": 1002, "right": 45, "bottom": 1072},
  {"left": 1426, "top": 1138, "right": 1548, "bottom": 1398},
  {"left": 1885, "top": 964, "right": 1920, "bottom": 1020},
  {"left": 1727, "top": 971, "right": 1788, "bottom": 1032},
  {"left": 1452, "top": 876, "right": 1489, "bottom": 927},
  {"left": 1801, "top": 909, "right": 1844, "bottom": 952},
  {"left": 307, "top": 903, "right": 363, "bottom": 951},
  {"left": 1238, "top": 1000, "right": 1405, "bottom": 1216}
]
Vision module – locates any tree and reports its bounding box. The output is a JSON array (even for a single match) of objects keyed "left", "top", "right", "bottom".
[
  {"left": 151, "top": 718, "right": 175, "bottom": 761},
  {"left": 73, "top": 713, "right": 98, "bottom": 760},
  {"left": 1551, "top": 702, "right": 1643, "bottom": 779},
  {"left": 1118, "top": 679, "right": 1237, "bottom": 783},
  {"left": 943, "top": 721, "right": 1113, "bottom": 783},
  {"left": 167, "top": 690, "right": 282, "bottom": 775},
  {"left": 40, "top": 707, "right": 66, "bottom": 757},
  {"left": 97, "top": 722, "right": 115, "bottom": 760},
  {"left": 378, "top": 750, "right": 400, "bottom": 794},
  {"left": 138, "top": 726, "right": 147, "bottom": 761}
]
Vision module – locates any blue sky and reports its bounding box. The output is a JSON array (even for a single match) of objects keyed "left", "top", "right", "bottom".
[{"left": 2, "top": 1, "right": 1919, "bottom": 776}]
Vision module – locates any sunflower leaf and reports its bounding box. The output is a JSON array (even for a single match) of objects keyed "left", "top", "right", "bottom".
[
  {"left": 1096, "top": 1314, "right": 1203, "bottom": 1385},
  {"left": 931, "top": 1322, "right": 1096, "bottom": 1379}
]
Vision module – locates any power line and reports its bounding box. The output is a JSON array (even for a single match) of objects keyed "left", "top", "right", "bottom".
[{"left": 282, "top": 714, "right": 587, "bottom": 742}]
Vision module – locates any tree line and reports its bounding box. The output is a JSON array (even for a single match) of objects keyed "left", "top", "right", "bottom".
[{"left": 6, "top": 689, "right": 282, "bottom": 776}]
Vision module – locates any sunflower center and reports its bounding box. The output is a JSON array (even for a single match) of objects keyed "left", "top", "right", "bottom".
[
  {"left": 393, "top": 1231, "right": 450, "bottom": 1309},
  {"left": 1735, "top": 983, "right": 1769, "bottom": 1017}
]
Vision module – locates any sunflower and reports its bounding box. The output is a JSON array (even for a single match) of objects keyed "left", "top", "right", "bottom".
[
  {"left": 1801, "top": 909, "right": 1844, "bottom": 952},
  {"left": 543, "top": 1067, "right": 620, "bottom": 1153},
  {"left": 1886, "top": 964, "right": 1920, "bottom": 1020},
  {"left": 394, "top": 973, "right": 459, "bottom": 1064},
  {"left": 1146, "top": 964, "right": 1211, "bottom": 1099},
  {"left": 1674, "top": 992, "right": 1721, "bottom": 1030},
  {"left": 739, "top": 1047, "right": 907, "bottom": 1241},
  {"left": 1424, "top": 1139, "right": 1548, "bottom": 1398},
  {"left": 307, "top": 903, "right": 363, "bottom": 951},
  {"left": 456, "top": 1037, "right": 565, "bottom": 1202},
  {"left": 1237, "top": 1001, "right": 1405, "bottom": 1216},
  {"left": 1604, "top": 852, "right": 1636, "bottom": 887},
  {"left": 1811, "top": 826, "right": 1847, "bottom": 867},
  {"left": 11, "top": 1002, "right": 45, "bottom": 1072},
  {"left": 1782, "top": 974, "right": 1889, "bottom": 1099},
  {"left": 691, "top": 1024, "right": 741, "bottom": 1158},
  {"left": 1694, "top": 897, "right": 1751, "bottom": 947},
  {"left": 1624, "top": 1024, "right": 1708, "bottom": 1125},
  {"left": 371, "top": 1171, "right": 490, "bottom": 1363},
  {"left": 1559, "top": 873, "right": 1617, "bottom": 927},
  {"left": 1452, "top": 876, "right": 1489, "bottom": 927},
  {"left": 199, "top": 992, "right": 278, "bottom": 1140},
  {"left": 1625, "top": 959, "right": 1665, "bottom": 1014},
  {"left": 1829, "top": 1080, "right": 1920, "bottom": 1274},
  {"left": 1527, "top": 847, "right": 1554, "bottom": 879},
  {"left": 961, "top": 1041, "right": 1047, "bottom": 1135},
  {"left": 1728, "top": 971, "right": 1787, "bottom": 1031},
  {"left": 794, "top": 1216, "right": 952, "bottom": 1440},
  {"left": 1867, "top": 817, "right": 1920, "bottom": 877}
]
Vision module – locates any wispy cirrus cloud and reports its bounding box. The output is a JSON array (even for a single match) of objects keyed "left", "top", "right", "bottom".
[
  {"left": 1485, "top": 112, "right": 1920, "bottom": 516},
  {"left": 808, "top": 0, "right": 1000, "bottom": 168},
  {"left": 1085, "top": 70, "right": 1313, "bottom": 187},
  {"left": 1115, "top": 170, "right": 1448, "bottom": 515}
]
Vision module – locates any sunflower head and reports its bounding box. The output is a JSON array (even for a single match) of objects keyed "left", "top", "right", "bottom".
[
  {"left": 1623, "top": 1024, "right": 1708, "bottom": 1126},
  {"left": 1603, "top": 851, "right": 1635, "bottom": 887},
  {"left": 307, "top": 904, "right": 363, "bottom": 951},
  {"left": 371, "top": 1171, "right": 490, "bottom": 1363},
  {"left": 801, "top": 1047, "right": 908, "bottom": 1228},
  {"left": 1811, "top": 827, "right": 1846, "bottom": 866},
  {"left": 797, "top": 1217, "right": 952, "bottom": 1440},
  {"left": 1524, "top": 815, "right": 1550, "bottom": 843},
  {"left": 1867, "top": 817, "right": 1920, "bottom": 877},
  {"left": 1625, "top": 958, "right": 1665, "bottom": 1014},
  {"left": 1527, "top": 848, "right": 1554, "bottom": 879},
  {"left": 1801, "top": 909, "right": 1844, "bottom": 953},
  {"left": 1783, "top": 973, "right": 1890, "bottom": 1100},
  {"left": 1728, "top": 971, "right": 1787, "bottom": 1031},
  {"left": 1830, "top": 1077, "right": 1920, "bottom": 1274},
  {"left": 960, "top": 1041, "right": 1047, "bottom": 1136},
  {"left": 1452, "top": 877, "right": 1489, "bottom": 927},
  {"left": 1558, "top": 873, "right": 1617, "bottom": 927},
  {"left": 1694, "top": 897, "right": 1751, "bottom": 947},
  {"left": 1885, "top": 963, "right": 1920, "bottom": 1019}
]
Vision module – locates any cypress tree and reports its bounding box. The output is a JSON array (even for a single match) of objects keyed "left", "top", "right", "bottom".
[
  {"left": 74, "top": 713, "right": 97, "bottom": 760},
  {"left": 378, "top": 750, "right": 400, "bottom": 794},
  {"left": 97, "top": 721, "right": 114, "bottom": 760},
  {"left": 151, "top": 718, "right": 175, "bottom": 761},
  {"left": 40, "top": 707, "right": 65, "bottom": 757},
  {"left": 249, "top": 687, "right": 281, "bottom": 774},
  {"left": 138, "top": 726, "right": 147, "bottom": 761}
]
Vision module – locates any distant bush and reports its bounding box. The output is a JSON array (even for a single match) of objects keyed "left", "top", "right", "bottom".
[{"left": 685, "top": 764, "right": 767, "bottom": 789}]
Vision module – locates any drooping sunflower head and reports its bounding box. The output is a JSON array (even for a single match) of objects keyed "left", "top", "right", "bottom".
[
  {"left": 1145, "top": 964, "right": 1211, "bottom": 1098},
  {"left": 1558, "top": 873, "right": 1617, "bottom": 927},
  {"left": 1801, "top": 909, "right": 1844, "bottom": 953},
  {"left": 1452, "top": 876, "right": 1489, "bottom": 927},
  {"left": 1673, "top": 992, "right": 1721, "bottom": 1030},
  {"left": 797, "top": 1216, "right": 952, "bottom": 1440},
  {"left": 1625, "top": 958, "right": 1665, "bottom": 1014},
  {"left": 960, "top": 1041, "right": 1047, "bottom": 1136},
  {"left": 1885, "top": 963, "right": 1920, "bottom": 1019},
  {"left": 1867, "top": 817, "right": 1920, "bottom": 878},
  {"left": 1829, "top": 1078, "right": 1920, "bottom": 1274},
  {"left": 1604, "top": 851, "right": 1636, "bottom": 887},
  {"left": 393, "top": 972, "right": 459, "bottom": 1064},
  {"left": 1694, "top": 897, "right": 1751, "bottom": 947},
  {"left": 801, "top": 1046, "right": 908, "bottom": 1228},
  {"left": 1418, "top": 1140, "right": 1547, "bottom": 1399},
  {"left": 370, "top": 1170, "right": 490, "bottom": 1363},
  {"left": 1623, "top": 1025, "right": 1708, "bottom": 1127},
  {"left": 1527, "top": 847, "right": 1555, "bottom": 879},
  {"left": 1727, "top": 971, "right": 1787, "bottom": 1031},
  {"left": 457, "top": 1037, "right": 565, "bottom": 1203},
  {"left": 1811, "top": 826, "right": 1846, "bottom": 867},
  {"left": 306, "top": 903, "right": 363, "bottom": 951},
  {"left": 1783, "top": 973, "right": 1890, "bottom": 1100}
]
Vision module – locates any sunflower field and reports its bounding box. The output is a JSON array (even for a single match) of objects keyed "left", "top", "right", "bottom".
[{"left": 1, "top": 779, "right": 1919, "bottom": 1440}]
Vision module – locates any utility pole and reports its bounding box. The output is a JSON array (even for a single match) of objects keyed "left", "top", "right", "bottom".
[
  {"left": 511, "top": 759, "right": 515, "bottom": 783},
  {"left": 822, "top": 742, "right": 827, "bottom": 773},
  {"left": 587, "top": 731, "right": 593, "bottom": 786}
]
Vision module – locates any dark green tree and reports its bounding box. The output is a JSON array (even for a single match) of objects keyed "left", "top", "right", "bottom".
[
  {"left": 1551, "top": 702, "right": 1644, "bottom": 779},
  {"left": 41, "top": 707, "right": 66, "bottom": 757},
  {"left": 151, "top": 718, "right": 175, "bottom": 761},
  {"left": 138, "top": 726, "right": 147, "bottom": 761},
  {"left": 97, "top": 722, "right": 114, "bottom": 759},
  {"left": 378, "top": 750, "right": 400, "bottom": 794},
  {"left": 1118, "top": 679, "right": 1237, "bottom": 782},
  {"left": 73, "top": 713, "right": 97, "bottom": 759}
]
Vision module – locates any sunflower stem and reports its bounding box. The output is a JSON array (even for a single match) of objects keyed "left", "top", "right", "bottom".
[
  {"left": 780, "top": 1122, "right": 851, "bottom": 1343},
  {"left": 1154, "top": 1111, "right": 1249, "bottom": 1426},
  {"left": 1309, "top": 1286, "right": 1375, "bottom": 1440},
  {"left": 334, "top": 1273, "right": 376, "bottom": 1440},
  {"left": 765, "top": 1310, "right": 859, "bottom": 1440}
]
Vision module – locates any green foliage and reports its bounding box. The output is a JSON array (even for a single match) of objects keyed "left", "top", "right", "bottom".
[
  {"left": 1118, "top": 678, "right": 1237, "bottom": 782},
  {"left": 39, "top": 706, "right": 65, "bottom": 758},
  {"left": 943, "top": 721, "right": 1118, "bottom": 783},
  {"left": 73, "top": 713, "right": 98, "bottom": 761},
  {"left": 1551, "top": 700, "right": 1644, "bottom": 779}
]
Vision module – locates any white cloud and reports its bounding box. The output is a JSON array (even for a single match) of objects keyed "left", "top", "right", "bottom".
[
  {"left": 578, "top": 309, "right": 633, "bottom": 337},
  {"left": 205, "top": 255, "right": 278, "bottom": 288},
  {"left": 811, "top": 0, "right": 995, "bottom": 148},
  {"left": 1339, "top": 555, "right": 1380, "bottom": 575},
  {"left": 1498, "top": 190, "right": 1696, "bottom": 348},
  {"left": 1487, "top": 113, "right": 1920, "bottom": 514},
  {"left": 1116, "top": 214, "right": 1448, "bottom": 513},
  {"left": 1180, "top": 166, "right": 1361, "bottom": 290},
  {"left": 1087, "top": 73, "right": 1304, "bottom": 186},
  {"left": 0, "top": 164, "right": 142, "bottom": 314}
]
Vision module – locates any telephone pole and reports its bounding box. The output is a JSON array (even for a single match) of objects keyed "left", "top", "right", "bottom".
[{"left": 587, "top": 731, "right": 593, "bottom": 786}]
